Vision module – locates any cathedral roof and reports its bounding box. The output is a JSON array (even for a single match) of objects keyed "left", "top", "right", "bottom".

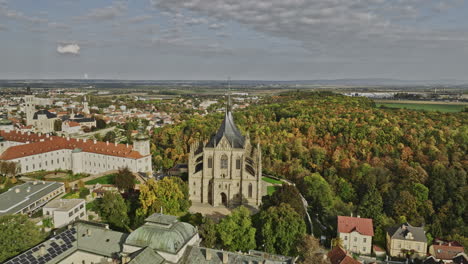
[
  {"left": 33, "top": 110, "right": 57, "bottom": 120},
  {"left": 206, "top": 111, "right": 245, "bottom": 149}
]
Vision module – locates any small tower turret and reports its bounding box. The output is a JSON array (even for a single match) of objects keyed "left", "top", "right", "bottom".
[
  {"left": 83, "top": 96, "right": 90, "bottom": 115},
  {"left": 133, "top": 120, "right": 150, "bottom": 156}
]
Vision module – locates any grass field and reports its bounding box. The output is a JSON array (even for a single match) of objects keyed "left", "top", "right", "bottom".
[
  {"left": 84, "top": 174, "right": 116, "bottom": 185},
  {"left": 376, "top": 101, "right": 466, "bottom": 113},
  {"left": 262, "top": 177, "right": 283, "bottom": 185}
]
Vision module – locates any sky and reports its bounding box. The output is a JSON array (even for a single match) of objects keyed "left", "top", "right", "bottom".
[{"left": 0, "top": 0, "right": 468, "bottom": 80}]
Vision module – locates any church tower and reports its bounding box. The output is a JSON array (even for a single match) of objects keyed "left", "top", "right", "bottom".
[
  {"left": 133, "top": 121, "right": 150, "bottom": 156},
  {"left": 188, "top": 90, "right": 262, "bottom": 208},
  {"left": 24, "top": 93, "right": 36, "bottom": 126},
  {"left": 82, "top": 96, "right": 90, "bottom": 115}
]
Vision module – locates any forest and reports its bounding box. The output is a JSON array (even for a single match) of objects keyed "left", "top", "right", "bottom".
[{"left": 151, "top": 91, "right": 467, "bottom": 248}]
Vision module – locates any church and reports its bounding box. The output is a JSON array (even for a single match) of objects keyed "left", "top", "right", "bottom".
[{"left": 188, "top": 98, "right": 262, "bottom": 208}]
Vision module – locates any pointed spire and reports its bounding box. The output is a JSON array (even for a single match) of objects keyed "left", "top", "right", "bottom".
[{"left": 226, "top": 77, "right": 231, "bottom": 113}]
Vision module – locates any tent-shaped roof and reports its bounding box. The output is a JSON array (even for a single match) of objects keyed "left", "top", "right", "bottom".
[{"left": 206, "top": 111, "right": 245, "bottom": 149}]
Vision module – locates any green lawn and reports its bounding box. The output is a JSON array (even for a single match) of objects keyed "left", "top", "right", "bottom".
[
  {"left": 62, "top": 192, "right": 79, "bottom": 199},
  {"left": 377, "top": 103, "right": 466, "bottom": 113},
  {"left": 85, "top": 174, "right": 116, "bottom": 185},
  {"left": 267, "top": 186, "right": 279, "bottom": 195},
  {"left": 262, "top": 177, "right": 283, "bottom": 185}
]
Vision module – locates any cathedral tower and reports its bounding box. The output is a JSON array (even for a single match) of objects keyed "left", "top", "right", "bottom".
[
  {"left": 188, "top": 91, "right": 262, "bottom": 208},
  {"left": 82, "top": 96, "right": 90, "bottom": 115},
  {"left": 24, "top": 94, "right": 36, "bottom": 126}
]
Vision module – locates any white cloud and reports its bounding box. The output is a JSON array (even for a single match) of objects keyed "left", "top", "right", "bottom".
[
  {"left": 57, "top": 43, "right": 80, "bottom": 55},
  {"left": 208, "top": 23, "right": 223, "bottom": 30}
]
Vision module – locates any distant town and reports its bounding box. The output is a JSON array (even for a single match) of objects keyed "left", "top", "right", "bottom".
[{"left": 0, "top": 82, "right": 466, "bottom": 264}]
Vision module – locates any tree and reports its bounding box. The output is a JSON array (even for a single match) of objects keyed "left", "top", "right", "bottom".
[
  {"left": 103, "top": 131, "right": 117, "bottom": 143},
  {"left": 138, "top": 177, "right": 190, "bottom": 217},
  {"left": 393, "top": 191, "right": 419, "bottom": 222},
  {"left": 96, "top": 118, "right": 107, "bottom": 129},
  {"left": 301, "top": 173, "right": 334, "bottom": 215},
  {"left": 258, "top": 203, "right": 306, "bottom": 256},
  {"left": 297, "top": 235, "right": 331, "bottom": 264},
  {"left": 114, "top": 168, "right": 135, "bottom": 192},
  {"left": 358, "top": 186, "right": 383, "bottom": 220},
  {"left": 54, "top": 119, "right": 62, "bottom": 131},
  {"left": 0, "top": 215, "right": 45, "bottom": 262},
  {"left": 79, "top": 188, "right": 90, "bottom": 199},
  {"left": 217, "top": 206, "right": 256, "bottom": 252},
  {"left": 262, "top": 184, "right": 306, "bottom": 217},
  {"left": 199, "top": 217, "right": 217, "bottom": 248},
  {"left": 98, "top": 191, "right": 129, "bottom": 231}
]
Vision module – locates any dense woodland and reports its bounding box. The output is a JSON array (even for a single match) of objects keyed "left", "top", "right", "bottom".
[{"left": 151, "top": 91, "right": 468, "bottom": 248}]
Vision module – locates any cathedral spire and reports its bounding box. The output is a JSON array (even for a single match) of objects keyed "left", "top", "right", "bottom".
[{"left": 226, "top": 77, "right": 231, "bottom": 113}]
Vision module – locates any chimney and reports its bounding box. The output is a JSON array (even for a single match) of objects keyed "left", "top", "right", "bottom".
[
  {"left": 27, "top": 131, "right": 31, "bottom": 135},
  {"left": 46, "top": 134, "right": 49, "bottom": 138},
  {"left": 66, "top": 137, "right": 70, "bottom": 141},
  {"left": 205, "top": 249, "right": 212, "bottom": 261},
  {"left": 357, "top": 215, "right": 360, "bottom": 218},
  {"left": 83, "top": 138, "right": 87, "bottom": 143},
  {"left": 222, "top": 252, "right": 228, "bottom": 264},
  {"left": 126, "top": 143, "right": 129, "bottom": 148},
  {"left": 115, "top": 142, "right": 117, "bottom": 146},
  {"left": 27, "top": 187, "right": 31, "bottom": 193},
  {"left": 39, "top": 246, "right": 46, "bottom": 257},
  {"left": 38, "top": 132, "right": 42, "bottom": 136}
]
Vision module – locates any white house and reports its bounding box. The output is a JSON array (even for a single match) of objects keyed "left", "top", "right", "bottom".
[
  {"left": 338, "top": 215, "right": 374, "bottom": 255},
  {"left": 43, "top": 199, "right": 87, "bottom": 228}
]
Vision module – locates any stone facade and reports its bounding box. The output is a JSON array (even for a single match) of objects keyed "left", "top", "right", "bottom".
[{"left": 188, "top": 109, "right": 262, "bottom": 208}]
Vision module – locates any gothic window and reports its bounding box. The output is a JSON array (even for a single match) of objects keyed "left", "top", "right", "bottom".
[
  {"left": 236, "top": 158, "right": 241, "bottom": 169},
  {"left": 208, "top": 157, "right": 213, "bottom": 168},
  {"left": 248, "top": 183, "right": 253, "bottom": 198},
  {"left": 221, "top": 155, "right": 228, "bottom": 169}
]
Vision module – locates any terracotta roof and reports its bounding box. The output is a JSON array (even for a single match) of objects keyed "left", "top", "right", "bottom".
[
  {"left": 65, "top": 121, "right": 80, "bottom": 127},
  {"left": 338, "top": 216, "right": 374, "bottom": 236},
  {"left": 341, "top": 256, "right": 361, "bottom": 264},
  {"left": 0, "top": 130, "right": 148, "bottom": 160},
  {"left": 373, "top": 245, "right": 385, "bottom": 252},
  {"left": 432, "top": 244, "right": 465, "bottom": 260},
  {"left": 328, "top": 247, "right": 348, "bottom": 264}
]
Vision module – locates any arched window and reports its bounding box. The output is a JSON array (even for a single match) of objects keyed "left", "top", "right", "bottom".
[
  {"left": 248, "top": 183, "right": 253, "bottom": 198},
  {"left": 221, "top": 155, "right": 228, "bottom": 169}
]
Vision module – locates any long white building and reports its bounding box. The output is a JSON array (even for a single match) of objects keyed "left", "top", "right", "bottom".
[{"left": 0, "top": 125, "right": 152, "bottom": 176}]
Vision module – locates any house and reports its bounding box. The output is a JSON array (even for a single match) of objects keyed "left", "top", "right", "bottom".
[
  {"left": 337, "top": 216, "right": 374, "bottom": 255},
  {"left": 43, "top": 199, "right": 87, "bottom": 228},
  {"left": 327, "top": 246, "right": 361, "bottom": 264},
  {"left": 429, "top": 239, "right": 465, "bottom": 263},
  {"left": 387, "top": 223, "right": 427, "bottom": 258},
  {"left": 4, "top": 213, "right": 295, "bottom": 264},
  {"left": 61, "top": 120, "right": 81, "bottom": 134},
  {"left": 0, "top": 181, "right": 65, "bottom": 217},
  {"left": 452, "top": 252, "right": 468, "bottom": 264}
]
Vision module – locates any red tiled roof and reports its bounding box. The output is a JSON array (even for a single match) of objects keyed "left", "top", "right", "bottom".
[
  {"left": 338, "top": 216, "right": 374, "bottom": 236},
  {"left": 373, "top": 245, "right": 385, "bottom": 252},
  {"left": 328, "top": 247, "right": 348, "bottom": 264},
  {"left": 341, "top": 256, "right": 361, "bottom": 264},
  {"left": 0, "top": 130, "right": 148, "bottom": 160},
  {"left": 433, "top": 244, "right": 465, "bottom": 260},
  {"left": 65, "top": 121, "right": 80, "bottom": 127}
]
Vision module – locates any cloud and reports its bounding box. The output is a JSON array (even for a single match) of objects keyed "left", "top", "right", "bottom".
[
  {"left": 127, "top": 14, "right": 153, "bottom": 23},
  {"left": 57, "top": 43, "right": 80, "bottom": 55},
  {"left": 208, "top": 23, "right": 223, "bottom": 30},
  {"left": 79, "top": 2, "right": 127, "bottom": 21},
  {"left": 149, "top": 0, "right": 468, "bottom": 61}
]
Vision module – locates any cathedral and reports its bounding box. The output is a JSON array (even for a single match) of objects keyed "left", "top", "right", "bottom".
[{"left": 188, "top": 100, "right": 262, "bottom": 208}]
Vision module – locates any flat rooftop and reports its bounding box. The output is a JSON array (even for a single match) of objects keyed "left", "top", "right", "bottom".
[
  {"left": 0, "top": 181, "right": 64, "bottom": 216},
  {"left": 43, "top": 199, "right": 85, "bottom": 212}
]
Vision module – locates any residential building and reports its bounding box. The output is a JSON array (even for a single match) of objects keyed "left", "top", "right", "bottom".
[
  {"left": 387, "top": 223, "right": 428, "bottom": 258},
  {"left": 337, "top": 216, "right": 374, "bottom": 255},
  {"left": 327, "top": 246, "right": 361, "bottom": 264},
  {"left": 0, "top": 181, "right": 65, "bottom": 217},
  {"left": 4, "top": 213, "right": 295, "bottom": 264},
  {"left": 429, "top": 239, "right": 465, "bottom": 263},
  {"left": 188, "top": 96, "right": 262, "bottom": 208},
  {"left": 43, "top": 199, "right": 87, "bottom": 228},
  {"left": 61, "top": 120, "right": 81, "bottom": 134},
  {"left": 0, "top": 128, "right": 152, "bottom": 176}
]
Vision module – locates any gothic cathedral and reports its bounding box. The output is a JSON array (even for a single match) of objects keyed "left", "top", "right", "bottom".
[{"left": 188, "top": 103, "right": 262, "bottom": 208}]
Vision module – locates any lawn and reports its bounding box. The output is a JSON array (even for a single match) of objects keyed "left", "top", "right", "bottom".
[
  {"left": 267, "top": 186, "right": 279, "bottom": 195},
  {"left": 262, "top": 177, "right": 283, "bottom": 185},
  {"left": 62, "top": 192, "right": 80, "bottom": 199},
  {"left": 377, "top": 102, "right": 466, "bottom": 113},
  {"left": 84, "top": 174, "right": 116, "bottom": 185}
]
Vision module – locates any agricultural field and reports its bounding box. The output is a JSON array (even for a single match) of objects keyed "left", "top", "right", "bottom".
[{"left": 375, "top": 100, "right": 467, "bottom": 112}]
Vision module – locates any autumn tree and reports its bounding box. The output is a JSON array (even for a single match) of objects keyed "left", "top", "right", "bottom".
[
  {"left": 262, "top": 184, "right": 306, "bottom": 217},
  {"left": 138, "top": 177, "right": 190, "bottom": 217},
  {"left": 217, "top": 206, "right": 256, "bottom": 252},
  {"left": 297, "top": 235, "right": 331, "bottom": 264}
]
